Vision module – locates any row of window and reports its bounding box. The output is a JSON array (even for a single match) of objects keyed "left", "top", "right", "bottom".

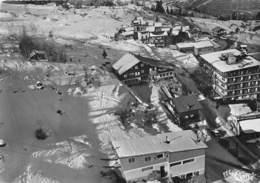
[
  {"left": 227, "top": 88, "right": 260, "bottom": 96},
  {"left": 227, "top": 75, "right": 259, "bottom": 83},
  {"left": 128, "top": 153, "right": 164, "bottom": 164},
  {"left": 227, "top": 68, "right": 259, "bottom": 77},
  {"left": 170, "top": 158, "right": 195, "bottom": 167},
  {"left": 227, "top": 81, "right": 259, "bottom": 90},
  {"left": 140, "top": 158, "right": 196, "bottom": 172},
  {"left": 159, "top": 72, "right": 174, "bottom": 78}
]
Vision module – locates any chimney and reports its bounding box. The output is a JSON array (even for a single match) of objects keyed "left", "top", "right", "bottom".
[{"left": 165, "top": 136, "right": 170, "bottom": 144}]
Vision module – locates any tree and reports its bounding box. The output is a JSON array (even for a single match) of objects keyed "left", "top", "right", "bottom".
[
  {"left": 170, "top": 8, "right": 174, "bottom": 15},
  {"left": 102, "top": 49, "right": 107, "bottom": 59},
  {"left": 155, "top": 0, "right": 164, "bottom": 13},
  {"left": 232, "top": 11, "right": 237, "bottom": 20},
  {"left": 155, "top": 15, "right": 160, "bottom": 22},
  {"left": 166, "top": 6, "right": 170, "bottom": 14},
  {"left": 256, "top": 11, "right": 260, "bottom": 20}
]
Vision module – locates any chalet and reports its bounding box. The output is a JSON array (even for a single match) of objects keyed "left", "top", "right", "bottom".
[
  {"left": 112, "top": 130, "right": 207, "bottom": 183},
  {"left": 212, "top": 27, "right": 227, "bottom": 37},
  {"left": 171, "top": 95, "right": 202, "bottom": 127},
  {"left": 160, "top": 78, "right": 183, "bottom": 99},
  {"left": 148, "top": 31, "right": 169, "bottom": 47},
  {"left": 112, "top": 53, "right": 175, "bottom": 86}
]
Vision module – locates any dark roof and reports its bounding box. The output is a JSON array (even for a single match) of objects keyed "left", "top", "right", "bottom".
[
  {"left": 172, "top": 95, "right": 202, "bottom": 113},
  {"left": 133, "top": 53, "right": 174, "bottom": 69}
]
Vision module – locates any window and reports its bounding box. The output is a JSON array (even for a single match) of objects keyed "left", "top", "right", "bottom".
[
  {"left": 194, "top": 171, "right": 200, "bottom": 176},
  {"left": 142, "top": 166, "right": 153, "bottom": 172},
  {"left": 145, "top": 157, "right": 151, "bottom": 162},
  {"left": 170, "top": 161, "right": 181, "bottom": 167},
  {"left": 135, "top": 66, "right": 138, "bottom": 69},
  {"left": 183, "top": 159, "right": 194, "bottom": 164},
  {"left": 128, "top": 157, "right": 135, "bottom": 163},
  {"left": 140, "top": 63, "right": 144, "bottom": 67},
  {"left": 157, "top": 154, "right": 163, "bottom": 159}
]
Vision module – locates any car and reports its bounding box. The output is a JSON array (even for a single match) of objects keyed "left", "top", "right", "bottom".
[
  {"left": 0, "top": 139, "right": 6, "bottom": 147},
  {"left": 211, "top": 129, "right": 227, "bottom": 138},
  {"left": 35, "top": 81, "right": 44, "bottom": 90}
]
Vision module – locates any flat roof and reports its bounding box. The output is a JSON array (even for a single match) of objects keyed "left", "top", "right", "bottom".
[
  {"left": 112, "top": 130, "right": 207, "bottom": 158},
  {"left": 200, "top": 49, "right": 260, "bottom": 73},
  {"left": 229, "top": 104, "right": 252, "bottom": 116},
  {"left": 240, "top": 118, "right": 260, "bottom": 133},
  {"left": 176, "top": 40, "right": 214, "bottom": 49},
  {"left": 172, "top": 95, "right": 202, "bottom": 113}
]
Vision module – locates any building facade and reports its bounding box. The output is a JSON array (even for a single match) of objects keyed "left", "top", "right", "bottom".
[
  {"left": 200, "top": 49, "right": 260, "bottom": 100},
  {"left": 170, "top": 95, "right": 202, "bottom": 127},
  {"left": 112, "top": 130, "right": 207, "bottom": 183},
  {"left": 112, "top": 53, "right": 176, "bottom": 86}
]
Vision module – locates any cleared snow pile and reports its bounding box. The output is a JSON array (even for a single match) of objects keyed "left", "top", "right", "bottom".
[
  {"left": 223, "top": 169, "right": 257, "bottom": 183},
  {"left": 32, "top": 135, "right": 91, "bottom": 170}
]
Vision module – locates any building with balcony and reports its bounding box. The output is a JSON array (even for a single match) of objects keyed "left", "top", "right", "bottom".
[
  {"left": 112, "top": 53, "right": 175, "bottom": 86},
  {"left": 200, "top": 49, "right": 260, "bottom": 100},
  {"left": 112, "top": 130, "right": 207, "bottom": 183}
]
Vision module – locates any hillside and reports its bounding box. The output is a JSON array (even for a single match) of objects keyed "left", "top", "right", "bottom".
[{"left": 165, "top": 0, "right": 260, "bottom": 17}]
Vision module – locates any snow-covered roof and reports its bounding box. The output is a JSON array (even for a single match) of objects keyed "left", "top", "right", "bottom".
[
  {"left": 177, "top": 41, "right": 214, "bottom": 49},
  {"left": 150, "top": 31, "right": 168, "bottom": 37},
  {"left": 171, "top": 30, "right": 180, "bottom": 36},
  {"left": 194, "top": 41, "right": 214, "bottom": 49},
  {"left": 112, "top": 53, "right": 174, "bottom": 75},
  {"left": 240, "top": 119, "right": 260, "bottom": 133},
  {"left": 161, "top": 27, "right": 171, "bottom": 32},
  {"left": 229, "top": 104, "right": 252, "bottom": 116},
  {"left": 112, "top": 130, "right": 207, "bottom": 158},
  {"left": 154, "top": 22, "right": 162, "bottom": 27},
  {"left": 124, "top": 26, "right": 134, "bottom": 32},
  {"left": 112, "top": 53, "right": 140, "bottom": 75},
  {"left": 146, "top": 26, "right": 155, "bottom": 32},
  {"left": 182, "top": 25, "right": 190, "bottom": 32},
  {"left": 172, "top": 25, "right": 182, "bottom": 31},
  {"left": 122, "top": 31, "right": 134, "bottom": 36},
  {"left": 176, "top": 42, "right": 195, "bottom": 49},
  {"left": 200, "top": 49, "right": 260, "bottom": 73}
]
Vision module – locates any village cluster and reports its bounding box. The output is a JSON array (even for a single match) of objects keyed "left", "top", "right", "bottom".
[{"left": 109, "top": 16, "right": 260, "bottom": 183}]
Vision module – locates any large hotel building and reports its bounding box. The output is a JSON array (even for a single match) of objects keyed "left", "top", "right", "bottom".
[{"left": 199, "top": 49, "right": 260, "bottom": 100}]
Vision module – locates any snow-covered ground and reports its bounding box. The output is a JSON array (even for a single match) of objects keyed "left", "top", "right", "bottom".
[
  {"left": 0, "top": 55, "right": 154, "bottom": 182},
  {"left": 0, "top": 4, "right": 145, "bottom": 40}
]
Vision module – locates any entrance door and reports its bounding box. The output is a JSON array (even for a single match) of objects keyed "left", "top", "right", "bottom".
[{"left": 160, "top": 165, "right": 167, "bottom": 178}]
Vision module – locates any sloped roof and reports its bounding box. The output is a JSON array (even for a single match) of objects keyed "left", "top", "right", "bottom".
[
  {"left": 112, "top": 53, "right": 174, "bottom": 75},
  {"left": 229, "top": 103, "right": 252, "bottom": 117},
  {"left": 112, "top": 53, "right": 140, "bottom": 75},
  {"left": 172, "top": 95, "right": 202, "bottom": 113},
  {"left": 133, "top": 54, "right": 173, "bottom": 68},
  {"left": 150, "top": 31, "right": 168, "bottom": 37},
  {"left": 112, "top": 130, "right": 207, "bottom": 158}
]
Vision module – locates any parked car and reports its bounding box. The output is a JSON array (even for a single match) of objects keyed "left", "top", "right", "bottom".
[{"left": 210, "top": 129, "right": 227, "bottom": 138}]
